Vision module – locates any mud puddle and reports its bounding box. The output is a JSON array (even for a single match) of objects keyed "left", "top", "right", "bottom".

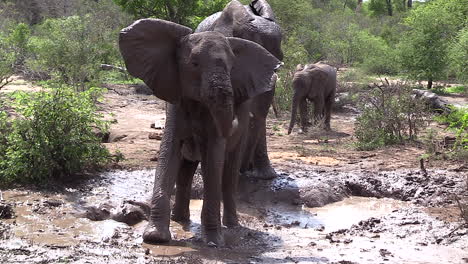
[{"left": 1, "top": 168, "right": 467, "bottom": 263}]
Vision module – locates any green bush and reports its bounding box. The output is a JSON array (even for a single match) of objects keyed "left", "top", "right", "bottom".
[
  {"left": 0, "top": 86, "right": 113, "bottom": 185},
  {"left": 6, "top": 23, "right": 31, "bottom": 67},
  {"left": 359, "top": 34, "right": 399, "bottom": 75},
  {"left": 0, "top": 35, "right": 15, "bottom": 89},
  {"left": 354, "top": 82, "right": 429, "bottom": 150},
  {"left": 27, "top": 15, "right": 121, "bottom": 90},
  {"left": 435, "top": 107, "right": 468, "bottom": 151},
  {"left": 397, "top": 0, "right": 468, "bottom": 88},
  {"left": 448, "top": 27, "right": 468, "bottom": 84}
]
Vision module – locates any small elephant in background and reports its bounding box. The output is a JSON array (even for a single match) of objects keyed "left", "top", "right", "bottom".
[
  {"left": 288, "top": 62, "right": 337, "bottom": 134},
  {"left": 119, "top": 19, "right": 280, "bottom": 246}
]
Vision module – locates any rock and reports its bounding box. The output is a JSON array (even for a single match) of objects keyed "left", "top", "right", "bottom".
[
  {"left": 0, "top": 202, "right": 14, "bottom": 219},
  {"left": 148, "top": 132, "right": 162, "bottom": 140},
  {"left": 108, "top": 132, "right": 128, "bottom": 143},
  {"left": 44, "top": 199, "right": 63, "bottom": 207}
]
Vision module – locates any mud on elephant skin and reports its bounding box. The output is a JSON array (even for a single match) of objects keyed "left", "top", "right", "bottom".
[
  {"left": 119, "top": 19, "right": 281, "bottom": 246},
  {"left": 197, "top": 0, "right": 283, "bottom": 180},
  {"left": 288, "top": 62, "right": 337, "bottom": 134}
]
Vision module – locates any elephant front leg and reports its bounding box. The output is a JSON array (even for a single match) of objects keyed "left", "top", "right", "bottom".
[
  {"left": 222, "top": 147, "right": 243, "bottom": 228},
  {"left": 143, "top": 105, "right": 182, "bottom": 244},
  {"left": 200, "top": 137, "right": 226, "bottom": 246},
  {"left": 172, "top": 159, "right": 199, "bottom": 223}
]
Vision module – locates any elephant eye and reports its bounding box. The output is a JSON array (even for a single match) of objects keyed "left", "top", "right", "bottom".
[{"left": 191, "top": 61, "right": 199, "bottom": 67}]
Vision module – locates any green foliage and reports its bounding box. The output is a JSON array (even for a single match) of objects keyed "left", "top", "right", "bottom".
[
  {"left": 274, "top": 34, "right": 309, "bottom": 111},
  {"left": 448, "top": 27, "right": 468, "bottom": 84},
  {"left": 359, "top": 33, "right": 399, "bottom": 75},
  {"left": 27, "top": 15, "right": 120, "bottom": 90},
  {"left": 354, "top": 82, "right": 429, "bottom": 150},
  {"left": 113, "top": 0, "right": 229, "bottom": 28},
  {"left": 5, "top": 23, "right": 31, "bottom": 66},
  {"left": 0, "top": 34, "right": 15, "bottom": 88},
  {"left": 0, "top": 86, "right": 113, "bottom": 186},
  {"left": 398, "top": 0, "right": 468, "bottom": 87},
  {"left": 435, "top": 107, "right": 468, "bottom": 150}
]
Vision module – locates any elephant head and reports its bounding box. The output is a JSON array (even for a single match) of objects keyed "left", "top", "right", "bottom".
[
  {"left": 119, "top": 19, "right": 281, "bottom": 138},
  {"left": 209, "top": 0, "right": 283, "bottom": 61}
]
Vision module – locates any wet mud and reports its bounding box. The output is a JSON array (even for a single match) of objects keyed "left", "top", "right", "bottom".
[
  {"left": 1, "top": 80, "right": 467, "bottom": 263},
  {"left": 1, "top": 164, "right": 467, "bottom": 264}
]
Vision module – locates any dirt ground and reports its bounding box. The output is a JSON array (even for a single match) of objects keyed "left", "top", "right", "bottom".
[{"left": 0, "top": 79, "right": 467, "bottom": 263}]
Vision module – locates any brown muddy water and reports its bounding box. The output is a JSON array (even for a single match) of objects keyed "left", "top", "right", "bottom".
[{"left": 1, "top": 168, "right": 467, "bottom": 263}]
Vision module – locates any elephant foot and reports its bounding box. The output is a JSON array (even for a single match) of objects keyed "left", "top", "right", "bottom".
[
  {"left": 143, "top": 223, "right": 171, "bottom": 244},
  {"left": 222, "top": 214, "right": 239, "bottom": 228},
  {"left": 203, "top": 228, "right": 223, "bottom": 248},
  {"left": 171, "top": 210, "right": 190, "bottom": 223},
  {"left": 248, "top": 166, "right": 278, "bottom": 180}
]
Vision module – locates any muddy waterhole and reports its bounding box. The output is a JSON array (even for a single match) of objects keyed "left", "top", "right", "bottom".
[{"left": 1, "top": 166, "right": 467, "bottom": 264}]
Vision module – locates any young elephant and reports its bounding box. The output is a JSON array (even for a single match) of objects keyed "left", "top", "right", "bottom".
[
  {"left": 288, "top": 62, "right": 337, "bottom": 134},
  {"left": 119, "top": 19, "right": 280, "bottom": 246}
]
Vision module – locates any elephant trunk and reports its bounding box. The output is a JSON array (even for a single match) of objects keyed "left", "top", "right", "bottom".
[
  {"left": 202, "top": 72, "right": 235, "bottom": 138},
  {"left": 288, "top": 83, "right": 300, "bottom": 135}
]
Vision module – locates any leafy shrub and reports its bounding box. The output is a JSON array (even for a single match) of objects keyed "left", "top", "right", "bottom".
[
  {"left": 448, "top": 27, "right": 468, "bottom": 84},
  {"left": 359, "top": 34, "right": 399, "bottom": 75},
  {"left": 0, "top": 38, "right": 15, "bottom": 89},
  {"left": 27, "top": 15, "right": 123, "bottom": 90},
  {"left": 6, "top": 23, "right": 31, "bottom": 67},
  {"left": 0, "top": 86, "right": 113, "bottom": 185},
  {"left": 354, "top": 81, "right": 430, "bottom": 150},
  {"left": 435, "top": 107, "right": 468, "bottom": 151}
]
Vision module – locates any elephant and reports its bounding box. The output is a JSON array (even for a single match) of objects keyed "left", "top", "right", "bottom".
[
  {"left": 288, "top": 62, "right": 337, "bottom": 134},
  {"left": 119, "top": 19, "right": 281, "bottom": 246},
  {"left": 196, "top": 0, "right": 283, "bottom": 180}
]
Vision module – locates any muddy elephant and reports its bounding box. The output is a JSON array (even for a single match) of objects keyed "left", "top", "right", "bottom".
[
  {"left": 288, "top": 62, "right": 337, "bottom": 134},
  {"left": 119, "top": 19, "right": 280, "bottom": 246},
  {"left": 196, "top": 0, "right": 283, "bottom": 180}
]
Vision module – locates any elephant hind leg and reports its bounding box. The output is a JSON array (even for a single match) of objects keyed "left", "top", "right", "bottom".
[
  {"left": 299, "top": 99, "right": 309, "bottom": 132},
  {"left": 324, "top": 94, "right": 334, "bottom": 131},
  {"left": 172, "top": 159, "right": 199, "bottom": 223}
]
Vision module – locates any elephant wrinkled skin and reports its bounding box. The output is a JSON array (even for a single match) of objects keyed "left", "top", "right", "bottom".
[
  {"left": 288, "top": 62, "right": 337, "bottom": 134},
  {"left": 119, "top": 19, "right": 280, "bottom": 246},
  {"left": 197, "top": 0, "right": 283, "bottom": 180}
]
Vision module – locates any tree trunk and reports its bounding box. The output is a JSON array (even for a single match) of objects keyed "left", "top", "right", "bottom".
[
  {"left": 386, "top": 0, "right": 393, "bottom": 16},
  {"left": 427, "top": 78, "right": 433, "bottom": 89},
  {"left": 356, "top": 0, "right": 363, "bottom": 12},
  {"left": 407, "top": 0, "right": 412, "bottom": 8}
]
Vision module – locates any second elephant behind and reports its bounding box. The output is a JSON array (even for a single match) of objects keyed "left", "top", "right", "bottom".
[{"left": 288, "top": 62, "right": 337, "bottom": 134}]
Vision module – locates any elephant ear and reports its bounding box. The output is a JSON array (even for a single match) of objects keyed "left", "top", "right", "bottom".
[
  {"left": 249, "top": 0, "right": 276, "bottom": 21},
  {"left": 213, "top": 0, "right": 253, "bottom": 37},
  {"left": 119, "top": 19, "right": 192, "bottom": 103},
  {"left": 228, "top": 37, "right": 281, "bottom": 102}
]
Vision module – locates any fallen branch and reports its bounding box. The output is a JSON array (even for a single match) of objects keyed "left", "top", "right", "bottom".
[{"left": 412, "top": 89, "right": 452, "bottom": 113}]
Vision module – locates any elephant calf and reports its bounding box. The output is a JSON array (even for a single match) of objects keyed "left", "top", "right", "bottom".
[{"left": 288, "top": 62, "right": 337, "bottom": 134}]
